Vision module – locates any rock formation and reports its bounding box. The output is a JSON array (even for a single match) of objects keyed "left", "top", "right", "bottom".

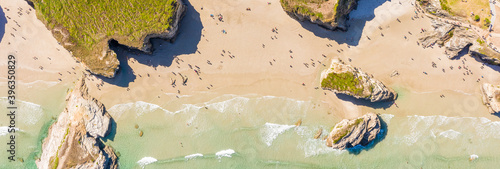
[
  {"left": 481, "top": 83, "right": 500, "bottom": 114},
  {"left": 321, "top": 59, "right": 397, "bottom": 102},
  {"left": 326, "top": 113, "right": 381, "bottom": 150},
  {"left": 36, "top": 77, "right": 118, "bottom": 169},
  {"left": 29, "top": 0, "right": 187, "bottom": 78},
  {"left": 419, "top": 20, "right": 500, "bottom": 65},
  {"left": 280, "top": 0, "right": 359, "bottom": 31}
]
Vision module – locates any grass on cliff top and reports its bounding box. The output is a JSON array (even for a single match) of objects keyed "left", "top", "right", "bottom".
[
  {"left": 32, "top": 0, "right": 178, "bottom": 73},
  {"left": 321, "top": 71, "right": 365, "bottom": 96},
  {"left": 439, "top": 0, "right": 491, "bottom": 29},
  {"left": 280, "top": 0, "right": 336, "bottom": 21}
]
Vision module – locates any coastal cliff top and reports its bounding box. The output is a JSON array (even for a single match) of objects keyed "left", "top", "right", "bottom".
[
  {"left": 280, "top": 0, "right": 337, "bottom": 22},
  {"left": 31, "top": 0, "right": 181, "bottom": 77}
]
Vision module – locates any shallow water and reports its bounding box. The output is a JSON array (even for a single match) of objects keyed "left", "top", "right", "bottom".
[
  {"left": 103, "top": 93, "right": 500, "bottom": 169},
  {"left": 2, "top": 81, "right": 500, "bottom": 169}
]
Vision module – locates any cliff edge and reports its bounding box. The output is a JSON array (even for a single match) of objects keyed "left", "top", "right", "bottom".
[{"left": 30, "top": 0, "right": 187, "bottom": 78}]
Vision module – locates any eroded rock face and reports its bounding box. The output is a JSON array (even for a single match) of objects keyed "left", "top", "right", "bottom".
[
  {"left": 36, "top": 77, "right": 117, "bottom": 169},
  {"left": 321, "top": 59, "right": 397, "bottom": 102},
  {"left": 280, "top": 0, "right": 359, "bottom": 31},
  {"left": 481, "top": 83, "right": 500, "bottom": 114},
  {"left": 326, "top": 113, "right": 380, "bottom": 150}
]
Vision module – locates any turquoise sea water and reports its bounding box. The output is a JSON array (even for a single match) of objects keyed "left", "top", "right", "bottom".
[{"left": 2, "top": 83, "right": 500, "bottom": 169}]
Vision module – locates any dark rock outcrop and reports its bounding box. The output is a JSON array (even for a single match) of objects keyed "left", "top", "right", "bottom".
[
  {"left": 326, "top": 113, "right": 380, "bottom": 150},
  {"left": 36, "top": 77, "right": 118, "bottom": 169},
  {"left": 321, "top": 59, "right": 397, "bottom": 102}
]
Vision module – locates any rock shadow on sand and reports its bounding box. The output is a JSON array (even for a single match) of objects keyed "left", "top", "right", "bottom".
[
  {"left": 100, "top": 0, "right": 203, "bottom": 87},
  {"left": 335, "top": 93, "right": 395, "bottom": 109},
  {"left": 346, "top": 116, "right": 388, "bottom": 155},
  {"left": 0, "top": 5, "right": 7, "bottom": 43},
  {"left": 298, "top": 0, "right": 390, "bottom": 46}
]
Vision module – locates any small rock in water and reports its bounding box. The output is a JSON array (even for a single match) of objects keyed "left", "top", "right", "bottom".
[
  {"left": 295, "top": 119, "right": 302, "bottom": 126},
  {"left": 139, "top": 130, "right": 144, "bottom": 137},
  {"left": 135, "top": 124, "right": 139, "bottom": 129},
  {"left": 18, "top": 158, "right": 24, "bottom": 163},
  {"left": 314, "top": 128, "right": 322, "bottom": 139}
]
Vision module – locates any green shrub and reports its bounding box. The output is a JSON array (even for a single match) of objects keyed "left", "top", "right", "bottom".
[
  {"left": 484, "top": 18, "right": 491, "bottom": 26},
  {"left": 321, "top": 71, "right": 364, "bottom": 96},
  {"left": 474, "top": 15, "right": 481, "bottom": 21}
]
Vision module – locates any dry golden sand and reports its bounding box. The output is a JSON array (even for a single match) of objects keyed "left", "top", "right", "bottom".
[{"left": 1, "top": 0, "right": 500, "bottom": 122}]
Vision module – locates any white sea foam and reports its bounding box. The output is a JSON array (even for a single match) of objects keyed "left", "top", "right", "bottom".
[
  {"left": 379, "top": 114, "right": 394, "bottom": 125},
  {"left": 207, "top": 96, "right": 250, "bottom": 114},
  {"left": 0, "top": 126, "right": 20, "bottom": 136},
  {"left": 215, "top": 149, "right": 235, "bottom": 159},
  {"left": 185, "top": 153, "right": 203, "bottom": 160},
  {"left": 23, "top": 80, "right": 59, "bottom": 87},
  {"left": 261, "top": 123, "right": 296, "bottom": 146},
  {"left": 137, "top": 157, "right": 157, "bottom": 168},
  {"left": 395, "top": 115, "right": 500, "bottom": 145},
  {"left": 108, "top": 101, "right": 173, "bottom": 119},
  {"left": 298, "top": 138, "right": 345, "bottom": 157},
  {"left": 438, "top": 129, "right": 462, "bottom": 140},
  {"left": 0, "top": 98, "right": 44, "bottom": 125}
]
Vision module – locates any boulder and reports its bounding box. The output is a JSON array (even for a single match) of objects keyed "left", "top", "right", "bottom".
[{"left": 326, "top": 113, "right": 381, "bottom": 150}]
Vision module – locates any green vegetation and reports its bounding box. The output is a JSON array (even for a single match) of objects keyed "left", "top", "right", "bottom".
[
  {"left": 280, "top": 0, "right": 335, "bottom": 21},
  {"left": 439, "top": 0, "right": 452, "bottom": 13},
  {"left": 474, "top": 15, "right": 481, "bottom": 21},
  {"left": 32, "top": 0, "right": 179, "bottom": 75},
  {"left": 477, "top": 38, "right": 485, "bottom": 45},
  {"left": 448, "top": 30, "right": 454, "bottom": 38},
  {"left": 321, "top": 71, "right": 365, "bottom": 96},
  {"left": 332, "top": 118, "right": 364, "bottom": 144},
  {"left": 50, "top": 127, "right": 69, "bottom": 169},
  {"left": 354, "top": 118, "right": 364, "bottom": 125},
  {"left": 484, "top": 18, "right": 491, "bottom": 27},
  {"left": 333, "top": 130, "right": 349, "bottom": 144},
  {"left": 436, "top": 0, "right": 490, "bottom": 29}
]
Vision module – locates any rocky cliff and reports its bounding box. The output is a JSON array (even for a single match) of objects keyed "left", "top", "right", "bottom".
[
  {"left": 481, "top": 83, "right": 500, "bottom": 114},
  {"left": 419, "top": 20, "right": 500, "bottom": 65},
  {"left": 36, "top": 77, "right": 118, "bottom": 169},
  {"left": 30, "top": 0, "right": 187, "bottom": 78},
  {"left": 321, "top": 59, "right": 397, "bottom": 102},
  {"left": 326, "top": 113, "right": 381, "bottom": 150},
  {"left": 280, "top": 0, "right": 358, "bottom": 31}
]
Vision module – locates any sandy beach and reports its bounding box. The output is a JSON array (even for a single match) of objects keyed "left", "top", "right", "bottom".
[
  {"left": 2, "top": 0, "right": 500, "bottom": 168},
  {"left": 2, "top": 0, "right": 500, "bottom": 119}
]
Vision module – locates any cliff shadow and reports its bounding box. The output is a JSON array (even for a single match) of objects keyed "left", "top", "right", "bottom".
[
  {"left": 0, "top": 5, "right": 7, "bottom": 43},
  {"left": 335, "top": 93, "right": 394, "bottom": 109},
  {"left": 100, "top": 0, "right": 203, "bottom": 87},
  {"left": 346, "top": 115, "right": 388, "bottom": 154},
  {"left": 102, "top": 117, "right": 117, "bottom": 142},
  {"left": 298, "top": 0, "right": 390, "bottom": 46}
]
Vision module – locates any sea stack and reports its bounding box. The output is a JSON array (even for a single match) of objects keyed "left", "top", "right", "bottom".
[
  {"left": 321, "top": 59, "right": 397, "bottom": 102},
  {"left": 279, "top": 0, "right": 359, "bottom": 31},
  {"left": 326, "top": 113, "right": 381, "bottom": 150},
  {"left": 36, "top": 77, "right": 118, "bottom": 169}
]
